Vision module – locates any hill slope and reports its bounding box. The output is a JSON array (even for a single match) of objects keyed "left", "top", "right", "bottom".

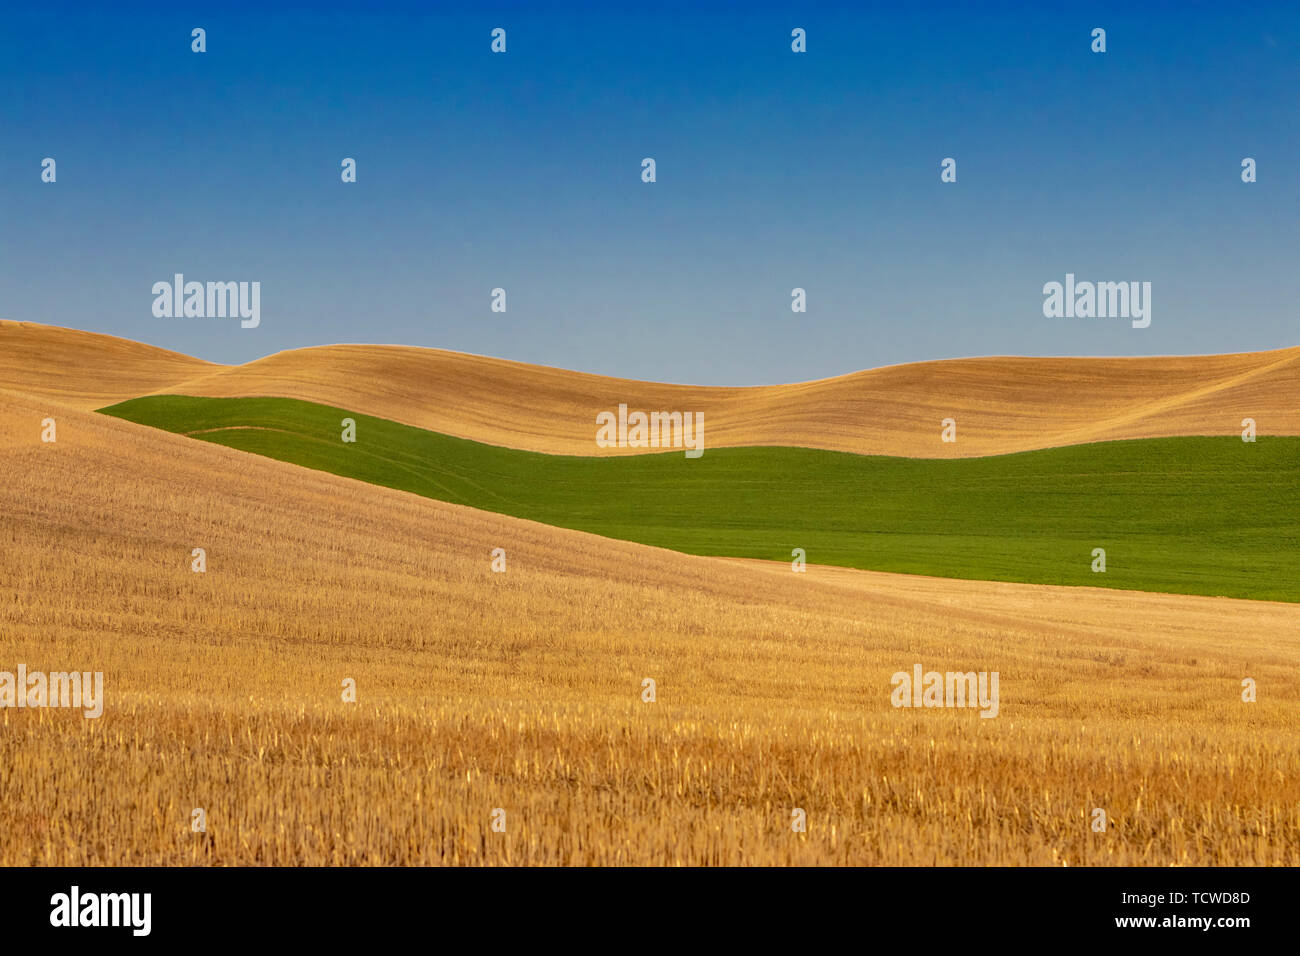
[
  {"left": 0, "top": 320, "right": 215, "bottom": 407},
  {"left": 4, "top": 321, "right": 1299, "bottom": 457},
  {"left": 101, "top": 394, "right": 1300, "bottom": 602},
  {"left": 3, "top": 388, "right": 1300, "bottom": 864},
  {"left": 159, "top": 343, "right": 1300, "bottom": 457}
]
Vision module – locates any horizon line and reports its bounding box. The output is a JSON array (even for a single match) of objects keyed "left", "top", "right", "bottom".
[{"left": 4, "top": 317, "right": 1299, "bottom": 392}]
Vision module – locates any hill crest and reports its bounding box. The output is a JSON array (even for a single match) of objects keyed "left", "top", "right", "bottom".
[{"left": 4, "top": 320, "right": 1298, "bottom": 457}]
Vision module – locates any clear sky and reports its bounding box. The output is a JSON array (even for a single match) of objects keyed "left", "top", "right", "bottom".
[{"left": 2, "top": 1, "right": 1296, "bottom": 385}]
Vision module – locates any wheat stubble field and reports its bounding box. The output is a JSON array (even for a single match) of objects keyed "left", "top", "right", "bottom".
[{"left": 3, "top": 368, "right": 1299, "bottom": 865}]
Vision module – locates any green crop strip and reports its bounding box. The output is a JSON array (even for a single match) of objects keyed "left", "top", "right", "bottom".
[{"left": 100, "top": 394, "right": 1300, "bottom": 602}]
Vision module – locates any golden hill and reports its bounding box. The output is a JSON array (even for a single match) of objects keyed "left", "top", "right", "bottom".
[
  {"left": 3, "top": 320, "right": 1299, "bottom": 456},
  {"left": 2, "top": 388, "right": 1298, "bottom": 865},
  {"left": 0, "top": 320, "right": 215, "bottom": 409}
]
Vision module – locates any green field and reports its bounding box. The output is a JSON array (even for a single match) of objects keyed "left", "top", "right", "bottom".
[{"left": 100, "top": 395, "right": 1300, "bottom": 602}]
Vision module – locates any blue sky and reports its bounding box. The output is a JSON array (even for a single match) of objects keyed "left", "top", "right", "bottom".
[{"left": 2, "top": 1, "right": 1296, "bottom": 384}]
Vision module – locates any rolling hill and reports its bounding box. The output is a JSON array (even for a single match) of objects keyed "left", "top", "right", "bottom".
[
  {"left": 0, "top": 320, "right": 215, "bottom": 408},
  {"left": 4, "top": 386, "right": 1300, "bottom": 865},
  {"left": 5, "top": 320, "right": 1299, "bottom": 457},
  {"left": 101, "top": 394, "right": 1300, "bottom": 602}
]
